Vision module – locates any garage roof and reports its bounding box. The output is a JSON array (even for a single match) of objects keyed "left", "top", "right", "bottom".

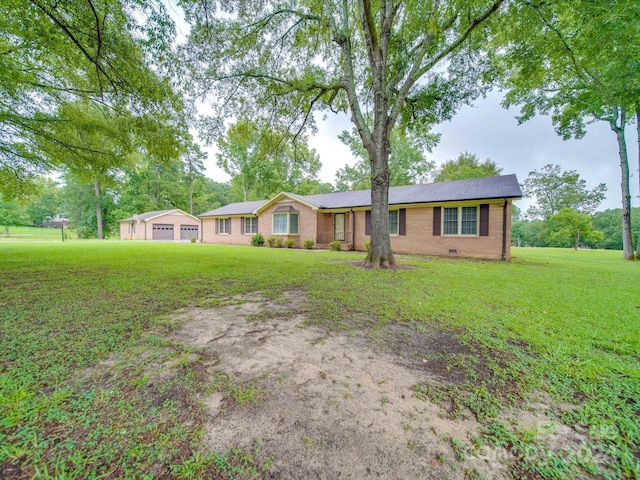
[{"left": 119, "top": 209, "right": 200, "bottom": 223}]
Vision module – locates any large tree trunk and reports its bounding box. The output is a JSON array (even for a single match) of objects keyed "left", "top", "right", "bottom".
[
  {"left": 76, "top": 192, "right": 82, "bottom": 239},
  {"left": 636, "top": 108, "right": 640, "bottom": 258},
  {"left": 189, "top": 178, "right": 194, "bottom": 215},
  {"left": 153, "top": 164, "right": 159, "bottom": 208},
  {"left": 358, "top": 0, "right": 396, "bottom": 268},
  {"left": 610, "top": 109, "right": 634, "bottom": 260},
  {"left": 94, "top": 181, "right": 103, "bottom": 240},
  {"left": 361, "top": 101, "right": 395, "bottom": 268},
  {"left": 365, "top": 145, "right": 395, "bottom": 268},
  {"left": 362, "top": 118, "right": 396, "bottom": 267}
]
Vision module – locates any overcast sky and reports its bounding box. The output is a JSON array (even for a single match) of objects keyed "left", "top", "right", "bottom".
[{"left": 203, "top": 89, "right": 638, "bottom": 213}]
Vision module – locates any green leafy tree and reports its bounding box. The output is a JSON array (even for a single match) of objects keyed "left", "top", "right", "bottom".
[
  {"left": 115, "top": 159, "right": 230, "bottom": 219},
  {"left": 191, "top": 179, "right": 231, "bottom": 214},
  {"left": 591, "top": 208, "right": 640, "bottom": 251},
  {"left": 522, "top": 164, "right": 606, "bottom": 220},
  {"left": 511, "top": 204, "right": 526, "bottom": 247},
  {"left": 24, "top": 177, "right": 64, "bottom": 227},
  {"left": 181, "top": 0, "right": 506, "bottom": 267},
  {"left": 295, "top": 180, "right": 335, "bottom": 196},
  {"left": 38, "top": 101, "right": 135, "bottom": 239},
  {"left": 497, "top": 0, "right": 640, "bottom": 259},
  {"left": 60, "top": 173, "right": 119, "bottom": 239},
  {"left": 216, "top": 120, "right": 271, "bottom": 202},
  {"left": 514, "top": 218, "right": 547, "bottom": 247},
  {"left": 0, "top": 0, "right": 179, "bottom": 195},
  {"left": 182, "top": 140, "right": 207, "bottom": 215},
  {"left": 548, "top": 208, "right": 603, "bottom": 250},
  {"left": 335, "top": 126, "right": 437, "bottom": 191},
  {"left": 116, "top": 158, "right": 185, "bottom": 213},
  {"left": 434, "top": 152, "right": 502, "bottom": 182},
  {"left": 0, "top": 196, "right": 27, "bottom": 236},
  {"left": 216, "top": 119, "right": 321, "bottom": 202}
]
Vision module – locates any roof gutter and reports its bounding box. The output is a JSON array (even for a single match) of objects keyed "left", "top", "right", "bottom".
[
  {"left": 502, "top": 199, "right": 508, "bottom": 261},
  {"left": 350, "top": 208, "right": 355, "bottom": 251}
]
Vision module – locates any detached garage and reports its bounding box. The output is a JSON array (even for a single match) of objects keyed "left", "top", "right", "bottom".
[{"left": 119, "top": 209, "right": 200, "bottom": 242}]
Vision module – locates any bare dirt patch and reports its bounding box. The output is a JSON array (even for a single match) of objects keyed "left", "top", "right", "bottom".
[{"left": 169, "top": 292, "right": 588, "bottom": 479}]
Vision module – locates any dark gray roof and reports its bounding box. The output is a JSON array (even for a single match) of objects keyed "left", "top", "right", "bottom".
[
  {"left": 302, "top": 174, "right": 522, "bottom": 208},
  {"left": 199, "top": 199, "right": 267, "bottom": 217},
  {"left": 198, "top": 175, "right": 521, "bottom": 217}
]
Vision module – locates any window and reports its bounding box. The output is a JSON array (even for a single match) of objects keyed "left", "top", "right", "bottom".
[
  {"left": 273, "top": 213, "right": 287, "bottom": 234},
  {"left": 129, "top": 223, "right": 135, "bottom": 234},
  {"left": 273, "top": 212, "right": 299, "bottom": 234},
  {"left": 218, "top": 218, "right": 230, "bottom": 234},
  {"left": 365, "top": 209, "right": 405, "bottom": 236},
  {"left": 461, "top": 207, "right": 477, "bottom": 235},
  {"left": 443, "top": 208, "right": 458, "bottom": 235},
  {"left": 443, "top": 206, "right": 477, "bottom": 236},
  {"left": 389, "top": 210, "right": 399, "bottom": 235},
  {"left": 244, "top": 217, "right": 257, "bottom": 234},
  {"left": 289, "top": 213, "right": 298, "bottom": 234}
]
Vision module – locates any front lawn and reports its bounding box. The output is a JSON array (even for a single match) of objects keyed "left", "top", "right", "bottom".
[
  {"left": 0, "top": 225, "right": 77, "bottom": 241},
  {"left": 0, "top": 243, "right": 638, "bottom": 478}
]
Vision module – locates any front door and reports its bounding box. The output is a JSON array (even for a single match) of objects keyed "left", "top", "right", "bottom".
[{"left": 334, "top": 213, "right": 345, "bottom": 241}]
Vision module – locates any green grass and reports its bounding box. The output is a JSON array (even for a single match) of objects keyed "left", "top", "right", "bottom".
[
  {"left": 0, "top": 226, "right": 77, "bottom": 242},
  {"left": 0, "top": 243, "right": 638, "bottom": 478}
]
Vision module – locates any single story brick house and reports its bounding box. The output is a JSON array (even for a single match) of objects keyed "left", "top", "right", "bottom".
[
  {"left": 198, "top": 175, "right": 522, "bottom": 260},
  {"left": 119, "top": 209, "right": 201, "bottom": 241}
]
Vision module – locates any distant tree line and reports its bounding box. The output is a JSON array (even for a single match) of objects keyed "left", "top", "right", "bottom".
[
  {"left": 0, "top": 167, "right": 231, "bottom": 239},
  {"left": 513, "top": 208, "right": 640, "bottom": 251},
  {"left": 0, "top": 139, "right": 503, "bottom": 238},
  {"left": 511, "top": 164, "right": 637, "bottom": 251}
]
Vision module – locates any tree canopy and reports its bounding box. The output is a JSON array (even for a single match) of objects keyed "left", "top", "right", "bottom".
[
  {"left": 522, "top": 164, "right": 606, "bottom": 219},
  {"left": 216, "top": 119, "right": 322, "bottom": 202},
  {"left": 335, "top": 126, "right": 437, "bottom": 192},
  {"left": 548, "top": 208, "right": 604, "bottom": 250},
  {"left": 434, "top": 152, "right": 502, "bottom": 182},
  {"left": 496, "top": 0, "right": 640, "bottom": 258},
  {"left": 180, "top": 0, "right": 507, "bottom": 267},
  {"left": 0, "top": 196, "right": 27, "bottom": 236},
  {"left": 0, "top": 0, "right": 182, "bottom": 197}
]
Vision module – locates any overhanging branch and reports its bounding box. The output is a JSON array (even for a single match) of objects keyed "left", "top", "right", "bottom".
[{"left": 389, "top": 0, "right": 505, "bottom": 127}]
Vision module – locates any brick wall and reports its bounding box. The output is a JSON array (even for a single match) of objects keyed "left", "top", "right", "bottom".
[
  {"left": 353, "top": 201, "right": 513, "bottom": 260},
  {"left": 201, "top": 216, "right": 252, "bottom": 245},
  {"left": 200, "top": 199, "right": 513, "bottom": 259},
  {"left": 201, "top": 199, "right": 318, "bottom": 248},
  {"left": 258, "top": 200, "right": 317, "bottom": 248}
]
